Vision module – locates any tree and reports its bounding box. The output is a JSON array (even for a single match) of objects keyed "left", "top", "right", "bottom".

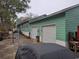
[{"left": 0, "top": 0, "right": 30, "bottom": 30}]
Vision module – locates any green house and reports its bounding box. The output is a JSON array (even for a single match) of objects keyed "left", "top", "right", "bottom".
[{"left": 17, "top": 4, "right": 79, "bottom": 47}]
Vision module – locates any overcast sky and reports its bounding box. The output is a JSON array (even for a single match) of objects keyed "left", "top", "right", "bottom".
[{"left": 17, "top": 0, "right": 79, "bottom": 18}]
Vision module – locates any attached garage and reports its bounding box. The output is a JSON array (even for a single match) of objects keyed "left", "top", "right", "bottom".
[
  {"left": 42, "top": 25, "right": 56, "bottom": 43},
  {"left": 17, "top": 4, "right": 79, "bottom": 47}
]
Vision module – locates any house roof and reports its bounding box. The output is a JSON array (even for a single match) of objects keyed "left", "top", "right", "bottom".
[
  {"left": 47, "top": 4, "right": 79, "bottom": 18},
  {"left": 17, "top": 4, "right": 79, "bottom": 26},
  {"left": 17, "top": 15, "right": 47, "bottom": 26}
]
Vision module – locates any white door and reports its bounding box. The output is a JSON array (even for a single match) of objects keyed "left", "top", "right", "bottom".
[
  {"left": 42, "top": 25, "right": 56, "bottom": 43},
  {"left": 31, "top": 28, "right": 38, "bottom": 39}
]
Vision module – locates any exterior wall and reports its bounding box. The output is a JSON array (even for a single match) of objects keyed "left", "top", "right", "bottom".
[
  {"left": 20, "top": 23, "right": 30, "bottom": 32},
  {"left": 66, "top": 7, "right": 79, "bottom": 32},
  {"left": 19, "top": 23, "right": 31, "bottom": 36},
  {"left": 17, "top": 6, "right": 79, "bottom": 47},
  {"left": 30, "top": 13, "right": 66, "bottom": 43},
  {"left": 18, "top": 13, "right": 67, "bottom": 46},
  {"left": 66, "top": 7, "right": 79, "bottom": 42}
]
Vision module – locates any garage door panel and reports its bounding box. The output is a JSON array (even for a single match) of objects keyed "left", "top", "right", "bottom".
[{"left": 42, "top": 25, "right": 56, "bottom": 43}]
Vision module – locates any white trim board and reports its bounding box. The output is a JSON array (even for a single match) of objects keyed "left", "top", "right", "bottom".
[
  {"left": 22, "top": 31, "right": 29, "bottom": 36},
  {"left": 56, "top": 40, "right": 66, "bottom": 47}
]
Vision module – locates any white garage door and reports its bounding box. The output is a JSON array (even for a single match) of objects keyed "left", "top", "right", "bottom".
[
  {"left": 30, "top": 28, "right": 38, "bottom": 39},
  {"left": 42, "top": 25, "right": 56, "bottom": 43}
]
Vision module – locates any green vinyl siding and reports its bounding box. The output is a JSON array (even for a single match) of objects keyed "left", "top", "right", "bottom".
[
  {"left": 21, "top": 23, "right": 31, "bottom": 32},
  {"left": 66, "top": 7, "right": 79, "bottom": 33},
  {"left": 30, "top": 13, "right": 66, "bottom": 41},
  {"left": 17, "top": 6, "right": 79, "bottom": 47}
]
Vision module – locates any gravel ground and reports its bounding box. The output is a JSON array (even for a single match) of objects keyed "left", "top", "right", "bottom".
[
  {"left": 0, "top": 34, "right": 79, "bottom": 59},
  {"left": 0, "top": 35, "right": 33, "bottom": 59}
]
